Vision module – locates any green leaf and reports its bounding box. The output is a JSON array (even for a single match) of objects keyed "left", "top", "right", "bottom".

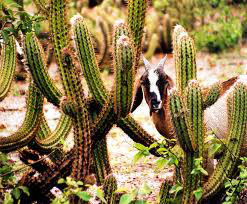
[
  {"left": 58, "top": 178, "right": 65, "bottom": 184},
  {"left": 156, "top": 158, "right": 167, "bottom": 169},
  {"left": 75, "top": 191, "right": 91, "bottom": 201},
  {"left": 198, "top": 167, "right": 208, "bottom": 176},
  {"left": 209, "top": 143, "right": 222, "bottom": 157},
  {"left": 119, "top": 194, "right": 132, "bottom": 204},
  {"left": 193, "top": 187, "right": 203, "bottom": 201},
  {"left": 18, "top": 186, "right": 30, "bottom": 196},
  {"left": 96, "top": 188, "right": 106, "bottom": 203},
  {"left": 133, "top": 152, "right": 144, "bottom": 163},
  {"left": 149, "top": 142, "right": 159, "bottom": 150},
  {"left": 3, "top": 192, "right": 14, "bottom": 204},
  {"left": 134, "top": 143, "right": 147, "bottom": 151},
  {"left": 140, "top": 183, "right": 152, "bottom": 195},
  {"left": 12, "top": 188, "right": 21, "bottom": 200}
]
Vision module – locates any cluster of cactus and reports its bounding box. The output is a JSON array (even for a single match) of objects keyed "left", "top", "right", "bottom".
[
  {"left": 167, "top": 25, "right": 247, "bottom": 203},
  {"left": 0, "top": 0, "right": 164, "bottom": 202},
  {"left": 69, "top": 0, "right": 174, "bottom": 68}
]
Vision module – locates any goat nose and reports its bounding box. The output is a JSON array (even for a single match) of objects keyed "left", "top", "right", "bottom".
[{"left": 151, "top": 99, "right": 161, "bottom": 109}]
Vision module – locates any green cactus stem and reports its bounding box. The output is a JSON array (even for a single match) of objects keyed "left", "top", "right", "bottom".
[
  {"left": 34, "top": 113, "right": 72, "bottom": 152},
  {"left": 36, "top": 114, "right": 51, "bottom": 140},
  {"left": 72, "top": 15, "right": 108, "bottom": 105},
  {"left": 61, "top": 51, "right": 92, "bottom": 181},
  {"left": 161, "top": 14, "right": 173, "bottom": 54},
  {"left": 93, "top": 138, "right": 112, "bottom": 185},
  {"left": 169, "top": 90, "right": 194, "bottom": 153},
  {"left": 49, "top": 0, "right": 73, "bottom": 96},
  {"left": 113, "top": 35, "right": 135, "bottom": 119},
  {"left": 0, "top": 82, "right": 44, "bottom": 153},
  {"left": 185, "top": 80, "right": 204, "bottom": 156},
  {"left": 144, "top": 33, "right": 159, "bottom": 60},
  {"left": 102, "top": 174, "right": 118, "bottom": 204},
  {"left": 203, "top": 82, "right": 247, "bottom": 200},
  {"left": 127, "top": 0, "right": 147, "bottom": 65},
  {"left": 24, "top": 32, "right": 62, "bottom": 106},
  {"left": 0, "top": 36, "right": 16, "bottom": 101},
  {"left": 202, "top": 81, "right": 222, "bottom": 109},
  {"left": 173, "top": 26, "right": 196, "bottom": 92}
]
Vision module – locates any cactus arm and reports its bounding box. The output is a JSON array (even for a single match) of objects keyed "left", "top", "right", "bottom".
[
  {"left": 93, "top": 138, "right": 112, "bottom": 185},
  {"left": 185, "top": 81, "right": 205, "bottom": 156},
  {"left": 24, "top": 32, "right": 62, "bottom": 106},
  {"left": 36, "top": 113, "right": 51, "bottom": 140},
  {"left": 102, "top": 175, "right": 118, "bottom": 204},
  {"left": 34, "top": 113, "right": 72, "bottom": 152},
  {"left": 0, "top": 82, "right": 44, "bottom": 152},
  {"left": 202, "top": 83, "right": 247, "bottom": 200},
  {"left": 113, "top": 35, "right": 135, "bottom": 118},
  {"left": 127, "top": 0, "right": 147, "bottom": 65},
  {"left": 202, "top": 81, "right": 222, "bottom": 109},
  {"left": 144, "top": 33, "right": 159, "bottom": 60},
  {"left": 0, "top": 36, "right": 16, "bottom": 101},
  {"left": 173, "top": 26, "right": 196, "bottom": 92},
  {"left": 72, "top": 15, "right": 108, "bottom": 105},
  {"left": 169, "top": 90, "right": 194, "bottom": 153}
]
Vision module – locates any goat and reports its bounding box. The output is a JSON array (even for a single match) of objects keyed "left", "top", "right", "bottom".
[{"left": 131, "top": 56, "right": 247, "bottom": 155}]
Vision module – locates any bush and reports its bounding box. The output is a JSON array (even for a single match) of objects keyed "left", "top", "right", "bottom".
[{"left": 194, "top": 17, "right": 242, "bottom": 52}]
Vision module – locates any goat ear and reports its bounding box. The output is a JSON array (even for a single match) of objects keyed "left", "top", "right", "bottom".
[
  {"left": 131, "top": 78, "right": 143, "bottom": 113},
  {"left": 166, "top": 74, "right": 174, "bottom": 90},
  {"left": 157, "top": 55, "right": 167, "bottom": 71},
  {"left": 142, "top": 54, "right": 152, "bottom": 71}
]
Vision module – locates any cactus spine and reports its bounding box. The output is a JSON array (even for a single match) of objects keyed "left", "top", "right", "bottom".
[{"left": 0, "top": 36, "right": 16, "bottom": 101}]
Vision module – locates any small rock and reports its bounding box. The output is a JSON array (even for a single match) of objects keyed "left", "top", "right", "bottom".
[{"left": 0, "top": 123, "right": 6, "bottom": 129}]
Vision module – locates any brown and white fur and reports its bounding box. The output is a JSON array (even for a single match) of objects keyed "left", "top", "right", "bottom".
[{"left": 131, "top": 56, "right": 246, "bottom": 152}]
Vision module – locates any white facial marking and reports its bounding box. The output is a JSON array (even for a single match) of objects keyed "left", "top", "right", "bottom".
[{"left": 148, "top": 69, "right": 162, "bottom": 108}]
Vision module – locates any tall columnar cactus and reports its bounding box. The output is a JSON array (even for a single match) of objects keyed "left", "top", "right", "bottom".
[
  {"left": 0, "top": 36, "right": 16, "bottom": 101},
  {"left": 169, "top": 25, "right": 247, "bottom": 203}
]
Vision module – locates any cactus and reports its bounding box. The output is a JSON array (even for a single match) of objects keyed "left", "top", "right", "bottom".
[
  {"left": 203, "top": 82, "right": 247, "bottom": 199},
  {"left": 0, "top": 82, "right": 44, "bottom": 152},
  {"left": 102, "top": 175, "right": 118, "bottom": 204},
  {"left": 113, "top": 35, "right": 135, "bottom": 118},
  {"left": 160, "top": 14, "right": 173, "bottom": 54},
  {"left": 168, "top": 25, "right": 247, "bottom": 203},
  {"left": 0, "top": 36, "right": 16, "bottom": 101}
]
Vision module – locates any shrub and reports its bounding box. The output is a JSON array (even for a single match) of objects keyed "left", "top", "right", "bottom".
[{"left": 194, "top": 17, "right": 242, "bottom": 52}]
